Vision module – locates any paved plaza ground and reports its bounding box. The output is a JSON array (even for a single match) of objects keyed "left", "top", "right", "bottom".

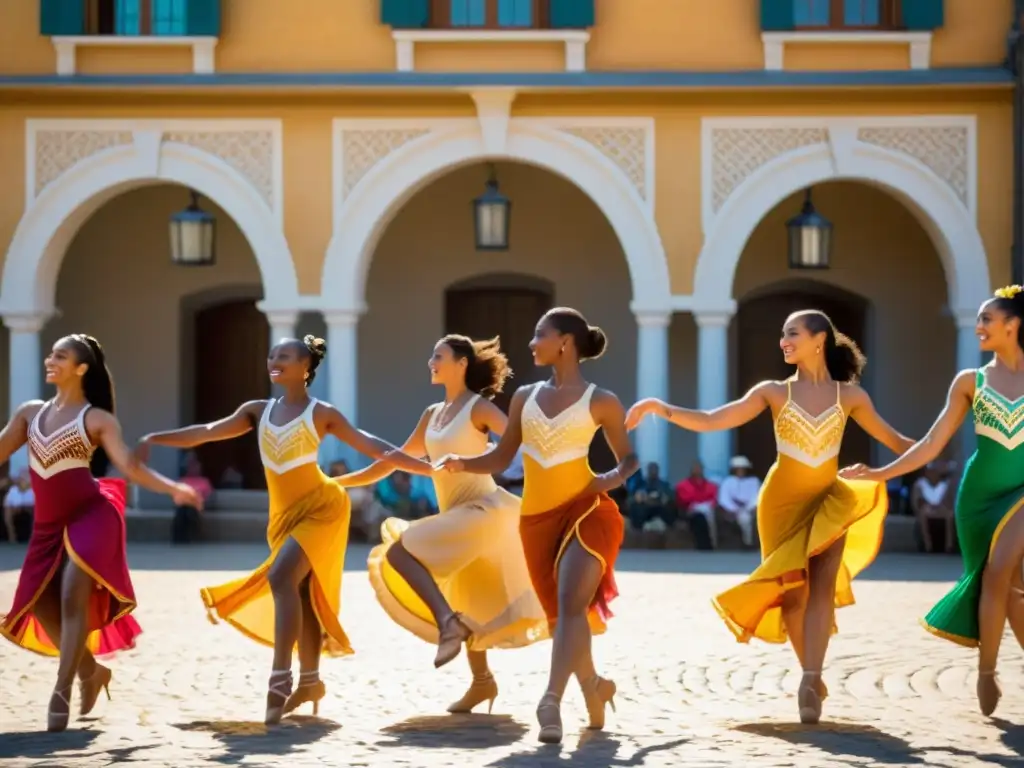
[{"left": 0, "top": 544, "right": 1020, "bottom": 767}]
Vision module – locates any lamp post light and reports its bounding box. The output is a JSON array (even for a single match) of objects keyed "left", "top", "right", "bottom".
[
  {"left": 473, "top": 165, "right": 510, "bottom": 251},
  {"left": 169, "top": 189, "right": 216, "bottom": 266},
  {"left": 786, "top": 188, "right": 832, "bottom": 270}
]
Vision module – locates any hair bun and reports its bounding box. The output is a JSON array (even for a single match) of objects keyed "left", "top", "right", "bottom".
[
  {"left": 303, "top": 334, "right": 327, "bottom": 358},
  {"left": 584, "top": 325, "right": 608, "bottom": 361}
]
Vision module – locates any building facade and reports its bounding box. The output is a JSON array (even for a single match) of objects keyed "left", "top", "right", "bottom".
[{"left": 0, "top": 0, "right": 1013, "bottom": 494}]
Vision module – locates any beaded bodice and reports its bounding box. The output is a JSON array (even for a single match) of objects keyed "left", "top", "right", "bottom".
[
  {"left": 520, "top": 383, "right": 598, "bottom": 469},
  {"left": 258, "top": 398, "right": 321, "bottom": 474},
  {"left": 973, "top": 370, "right": 1024, "bottom": 451},
  {"left": 28, "top": 402, "right": 94, "bottom": 479},
  {"left": 774, "top": 381, "right": 845, "bottom": 468}
]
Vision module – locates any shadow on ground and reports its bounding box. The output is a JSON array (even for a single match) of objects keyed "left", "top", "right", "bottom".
[
  {"left": 376, "top": 713, "right": 527, "bottom": 749},
  {"left": 487, "top": 731, "right": 690, "bottom": 767},
  {"left": 175, "top": 715, "right": 340, "bottom": 765}
]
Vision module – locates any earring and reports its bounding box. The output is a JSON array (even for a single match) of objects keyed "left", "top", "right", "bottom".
[
  {"left": 560, "top": 346, "right": 565, "bottom": 354},
  {"left": 815, "top": 347, "right": 821, "bottom": 354},
  {"left": 304, "top": 372, "right": 309, "bottom": 380}
]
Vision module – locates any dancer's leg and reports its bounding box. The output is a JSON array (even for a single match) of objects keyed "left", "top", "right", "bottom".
[
  {"left": 1006, "top": 559, "right": 1024, "bottom": 648},
  {"left": 798, "top": 536, "right": 846, "bottom": 722},
  {"left": 977, "top": 511, "right": 1024, "bottom": 715},
  {"left": 296, "top": 576, "right": 322, "bottom": 676},
  {"left": 33, "top": 568, "right": 98, "bottom": 680},
  {"left": 48, "top": 558, "right": 96, "bottom": 729},
  {"left": 447, "top": 650, "right": 499, "bottom": 714},
  {"left": 266, "top": 538, "right": 312, "bottom": 722}
]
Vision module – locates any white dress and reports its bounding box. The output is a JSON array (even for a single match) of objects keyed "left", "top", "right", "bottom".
[{"left": 366, "top": 395, "right": 548, "bottom": 649}]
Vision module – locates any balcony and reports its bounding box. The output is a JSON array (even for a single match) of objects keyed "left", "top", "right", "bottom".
[{"left": 41, "top": 0, "right": 222, "bottom": 76}]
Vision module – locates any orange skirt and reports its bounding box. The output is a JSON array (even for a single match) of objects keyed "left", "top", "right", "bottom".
[{"left": 518, "top": 492, "right": 624, "bottom": 634}]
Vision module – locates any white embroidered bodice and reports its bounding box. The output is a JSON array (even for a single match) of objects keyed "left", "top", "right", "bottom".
[
  {"left": 520, "top": 383, "right": 598, "bottom": 469},
  {"left": 425, "top": 395, "right": 497, "bottom": 513},
  {"left": 258, "top": 398, "right": 321, "bottom": 474},
  {"left": 774, "top": 381, "right": 845, "bottom": 468},
  {"left": 28, "top": 402, "right": 94, "bottom": 479}
]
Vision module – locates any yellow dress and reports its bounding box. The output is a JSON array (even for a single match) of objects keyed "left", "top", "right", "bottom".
[
  {"left": 201, "top": 398, "right": 353, "bottom": 656},
  {"left": 367, "top": 395, "right": 548, "bottom": 650},
  {"left": 712, "top": 381, "right": 888, "bottom": 644}
]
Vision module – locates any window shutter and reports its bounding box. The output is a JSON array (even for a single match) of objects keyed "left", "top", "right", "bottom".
[
  {"left": 901, "top": 0, "right": 943, "bottom": 30},
  {"left": 40, "top": 0, "right": 85, "bottom": 36},
  {"left": 549, "top": 0, "right": 595, "bottom": 28},
  {"left": 760, "top": 0, "right": 795, "bottom": 31},
  {"left": 186, "top": 0, "right": 222, "bottom": 36},
  {"left": 381, "top": 0, "right": 430, "bottom": 28}
]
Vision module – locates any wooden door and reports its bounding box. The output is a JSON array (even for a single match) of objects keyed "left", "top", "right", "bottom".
[
  {"left": 193, "top": 300, "right": 270, "bottom": 489},
  {"left": 736, "top": 290, "right": 870, "bottom": 478}
]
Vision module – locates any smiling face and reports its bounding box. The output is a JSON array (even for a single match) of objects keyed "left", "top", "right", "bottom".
[
  {"left": 267, "top": 341, "right": 307, "bottom": 387},
  {"left": 976, "top": 299, "right": 1019, "bottom": 353},
  {"left": 779, "top": 314, "right": 825, "bottom": 366},
  {"left": 428, "top": 341, "right": 466, "bottom": 387},
  {"left": 44, "top": 338, "right": 89, "bottom": 386},
  {"left": 529, "top": 317, "right": 567, "bottom": 367}
]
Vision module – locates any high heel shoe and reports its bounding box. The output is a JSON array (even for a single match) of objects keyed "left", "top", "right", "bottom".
[
  {"left": 265, "top": 670, "right": 293, "bottom": 725},
  {"left": 47, "top": 686, "right": 72, "bottom": 733},
  {"left": 79, "top": 664, "right": 112, "bottom": 717},
  {"left": 977, "top": 670, "right": 1002, "bottom": 716},
  {"left": 798, "top": 670, "right": 823, "bottom": 725},
  {"left": 581, "top": 675, "right": 617, "bottom": 730},
  {"left": 283, "top": 671, "right": 326, "bottom": 716},
  {"left": 447, "top": 673, "right": 498, "bottom": 714},
  {"left": 434, "top": 612, "right": 472, "bottom": 669},
  {"left": 536, "top": 691, "right": 563, "bottom": 744}
]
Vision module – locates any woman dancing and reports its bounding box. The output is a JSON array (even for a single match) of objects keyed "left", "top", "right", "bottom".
[
  {"left": 626, "top": 310, "right": 913, "bottom": 724},
  {"left": 438, "top": 308, "right": 637, "bottom": 744},
  {"left": 0, "top": 334, "right": 203, "bottom": 731},
  {"left": 337, "top": 334, "right": 547, "bottom": 714},
  {"left": 841, "top": 286, "right": 1024, "bottom": 716},
  {"left": 135, "top": 336, "right": 429, "bottom": 724}
]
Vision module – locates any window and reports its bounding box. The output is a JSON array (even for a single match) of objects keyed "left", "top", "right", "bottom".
[
  {"left": 86, "top": 0, "right": 187, "bottom": 36},
  {"left": 793, "top": 0, "right": 898, "bottom": 30},
  {"left": 432, "top": 0, "right": 545, "bottom": 29}
]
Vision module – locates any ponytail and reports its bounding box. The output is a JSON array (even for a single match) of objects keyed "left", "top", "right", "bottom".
[
  {"left": 64, "top": 334, "right": 115, "bottom": 477},
  {"left": 791, "top": 310, "right": 866, "bottom": 384}
]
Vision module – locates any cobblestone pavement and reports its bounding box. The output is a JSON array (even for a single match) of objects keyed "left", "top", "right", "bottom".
[{"left": 0, "top": 545, "right": 1021, "bottom": 767}]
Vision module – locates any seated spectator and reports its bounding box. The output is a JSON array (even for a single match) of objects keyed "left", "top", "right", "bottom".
[
  {"left": 717, "top": 455, "right": 761, "bottom": 549},
  {"left": 625, "top": 462, "right": 676, "bottom": 532},
  {"left": 360, "top": 471, "right": 434, "bottom": 543},
  {"left": 3, "top": 469, "right": 34, "bottom": 544},
  {"left": 495, "top": 444, "right": 525, "bottom": 496},
  {"left": 675, "top": 460, "right": 718, "bottom": 551},
  {"left": 173, "top": 451, "right": 212, "bottom": 544},
  {"left": 911, "top": 461, "right": 955, "bottom": 553}
]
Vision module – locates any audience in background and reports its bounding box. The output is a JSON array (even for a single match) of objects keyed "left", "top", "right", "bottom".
[
  {"left": 172, "top": 451, "right": 213, "bottom": 544},
  {"left": 716, "top": 455, "right": 761, "bottom": 549},
  {"left": 674, "top": 460, "right": 718, "bottom": 551},
  {"left": 625, "top": 462, "right": 676, "bottom": 532},
  {"left": 3, "top": 469, "right": 34, "bottom": 544},
  {"left": 911, "top": 461, "right": 956, "bottom": 553}
]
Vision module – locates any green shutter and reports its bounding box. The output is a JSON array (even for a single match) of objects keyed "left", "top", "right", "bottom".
[
  {"left": 381, "top": 0, "right": 429, "bottom": 28},
  {"left": 901, "top": 0, "right": 943, "bottom": 30},
  {"left": 185, "top": 0, "right": 222, "bottom": 36},
  {"left": 760, "top": 0, "right": 795, "bottom": 31},
  {"left": 549, "top": 0, "right": 595, "bottom": 28},
  {"left": 40, "top": 0, "right": 85, "bottom": 36}
]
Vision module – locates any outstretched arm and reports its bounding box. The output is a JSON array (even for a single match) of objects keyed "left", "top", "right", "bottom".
[
  {"left": 318, "top": 403, "right": 434, "bottom": 477},
  {"left": 846, "top": 386, "right": 916, "bottom": 456},
  {"left": 443, "top": 387, "right": 528, "bottom": 475},
  {"left": 587, "top": 391, "right": 641, "bottom": 495},
  {"left": 840, "top": 370, "right": 975, "bottom": 483},
  {"left": 336, "top": 406, "right": 433, "bottom": 488},
  {"left": 0, "top": 401, "right": 40, "bottom": 467},
  {"left": 138, "top": 401, "right": 263, "bottom": 455},
  {"left": 625, "top": 383, "right": 773, "bottom": 433}
]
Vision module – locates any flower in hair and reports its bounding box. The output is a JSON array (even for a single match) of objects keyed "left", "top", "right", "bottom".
[{"left": 995, "top": 284, "right": 1024, "bottom": 299}]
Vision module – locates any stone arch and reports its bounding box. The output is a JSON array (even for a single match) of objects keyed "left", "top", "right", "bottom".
[
  {"left": 0, "top": 140, "right": 299, "bottom": 317},
  {"left": 693, "top": 139, "right": 990, "bottom": 316},
  {"left": 321, "top": 120, "right": 672, "bottom": 314}
]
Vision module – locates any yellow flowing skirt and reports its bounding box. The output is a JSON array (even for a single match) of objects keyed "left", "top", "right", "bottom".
[
  {"left": 712, "top": 457, "right": 887, "bottom": 644},
  {"left": 367, "top": 487, "right": 548, "bottom": 650},
  {"left": 201, "top": 478, "right": 353, "bottom": 656}
]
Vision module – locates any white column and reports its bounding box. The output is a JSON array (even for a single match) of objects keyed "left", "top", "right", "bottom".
[
  {"left": 4, "top": 313, "right": 49, "bottom": 473},
  {"left": 955, "top": 310, "right": 980, "bottom": 461},
  {"left": 695, "top": 309, "right": 734, "bottom": 481},
  {"left": 323, "top": 309, "right": 361, "bottom": 466},
  {"left": 265, "top": 310, "right": 298, "bottom": 350},
  {"left": 634, "top": 310, "right": 671, "bottom": 473}
]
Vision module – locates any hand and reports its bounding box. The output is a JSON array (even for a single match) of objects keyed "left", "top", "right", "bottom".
[
  {"left": 133, "top": 438, "right": 151, "bottom": 464},
  {"left": 171, "top": 482, "right": 204, "bottom": 511},
  {"left": 838, "top": 463, "right": 880, "bottom": 482},
  {"left": 624, "top": 399, "right": 663, "bottom": 431},
  {"left": 434, "top": 455, "right": 465, "bottom": 474}
]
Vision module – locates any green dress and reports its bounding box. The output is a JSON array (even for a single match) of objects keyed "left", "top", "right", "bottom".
[{"left": 922, "top": 369, "right": 1024, "bottom": 646}]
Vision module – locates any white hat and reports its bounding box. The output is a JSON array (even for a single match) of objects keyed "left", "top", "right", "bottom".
[{"left": 729, "top": 455, "right": 753, "bottom": 469}]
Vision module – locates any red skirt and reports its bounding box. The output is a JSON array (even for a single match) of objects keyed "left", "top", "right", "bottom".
[
  {"left": 518, "top": 492, "right": 624, "bottom": 633},
  {"left": 1, "top": 472, "right": 141, "bottom": 657}
]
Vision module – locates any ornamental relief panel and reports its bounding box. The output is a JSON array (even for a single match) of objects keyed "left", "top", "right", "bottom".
[
  {"left": 560, "top": 126, "right": 648, "bottom": 201},
  {"left": 162, "top": 130, "right": 276, "bottom": 207},
  {"left": 34, "top": 130, "right": 134, "bottom": 196},
  {"left": 339, "top": 128, "right": 431, "bottom": 197},
  {"left": 856, "top": 126, "right": 969, "bottom": 207}
]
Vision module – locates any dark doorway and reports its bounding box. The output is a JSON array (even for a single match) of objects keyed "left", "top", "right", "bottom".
[
  {"left": 735, "top": 284, "right": 870, "bottom": 478},
  {"left": 193, "top": 300, "right": 270, "bottom": 490}
]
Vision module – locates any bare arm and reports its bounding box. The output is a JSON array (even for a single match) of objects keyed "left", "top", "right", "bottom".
[
  {"left": 841, "top": 371, "right": 975, "bottom": 483},
  {"left": 336, "top": 406, "right": 434, "bottom": 488},
  {"left": 626, "top": 383, "right": 773, "bottom": 433},
  {"left": 0, "top": 401, "right": 42, "bottom": 466},
  {"left": 588, "top": 390, "right": 640, "bottom": 494},
  {"left": 318, "top": 403, "right": 434, "bottom": 477},
  {"left": 471, "top": 397, "right": 509, "bottom": 437},
  {"left": 451, "top": 387, "right": 529, "bottom": 475},
  {"left": 140, "top": 401, "right": 263, "bottom": 450},
  {"left": 846, "top": 385, "right": 915, "bottom": 456},
  {"left": 89, "top": 411, "right": 196, "bottom": 501}
]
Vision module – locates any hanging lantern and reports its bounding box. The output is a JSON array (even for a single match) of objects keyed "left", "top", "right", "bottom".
[
  {"left": 787, "top": 188, "right": 832, "bottom": 270},
  {"left": 473, "top": 165, "right": 510, "bottom": 251},
  {"left": 170, "top": 190, "right": 216, "bottom": 266}
]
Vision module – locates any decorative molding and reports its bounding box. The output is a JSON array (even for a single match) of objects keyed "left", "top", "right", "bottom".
[
  {"left": 559, "top": 121, "right": 652, "bottom": 204},
  {"left": 163, "top": 129, "right": 277, "bottom": 209},
  {"left": 470, "top": 89, "right": 517, "bottom": 155},
  {"left": 51, "top": 35, "right": 217, "bottom": 76},
  {"left": 391, "top": 29, "right": 589, "bottom": 73},
  {"left": 332, "top": 120, "right": 435, "bottom": 213},
  {"left": 761, "top": 31, "right": 932, "bottom": 71},
  {"left": 33, "top": 130, "right": 135, "bottom": 197}
]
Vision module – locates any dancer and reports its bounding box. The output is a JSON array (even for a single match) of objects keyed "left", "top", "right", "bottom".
[
  {"left": 337, "top": 334, "right": 547, "bottom": 714},
  {"left": 626, "top": 310, "right": 913, "bottom": 724},
  {"left": 841, "top": 285, "right": 1024, "bottom": 716},
  {"left": 0, "top": 334, "right": 203, "bottom": 731},
  {"left": 135, "top": 335, "right": 429, "bottom": 724},
  {"left": 438, "top": 308, "right": 637, "bottom": 744}
]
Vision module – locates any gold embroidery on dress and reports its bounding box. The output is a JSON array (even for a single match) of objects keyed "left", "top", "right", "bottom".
[
  {"left": 774, "top": 399, "right": 845, "bottom": 468},
  {"left": 29, "top": 408, "right": 93, "bottom": 477},
  {"left": 260, "top": 421, "right": 319, "bottom": 469},
  {"left": 974, "top": 383, "right": 1024, "bottom": 451}
]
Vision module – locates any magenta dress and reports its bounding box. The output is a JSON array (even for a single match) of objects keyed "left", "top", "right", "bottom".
[{"left": 0, "top": 403, "right": 141, "bottom": 657}]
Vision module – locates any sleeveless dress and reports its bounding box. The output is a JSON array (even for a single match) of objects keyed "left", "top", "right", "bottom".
[
  {"left": 200, "top": 398, "right": 353, "bottom": 656},
  {"left": 1, "top": 402, "right": 142, "bottom": 657},
  {"left": 517, "top": 383, "right": 625, "bottom": 633},
  {"left": 366, "top": 394, "right": 548, "bottom": 649},
  {"left": 923, "top": 369, "right": 1024, "bottom": 646},
  {"left": 712, "top": 381, "right": 888, "bottom": 644}
]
